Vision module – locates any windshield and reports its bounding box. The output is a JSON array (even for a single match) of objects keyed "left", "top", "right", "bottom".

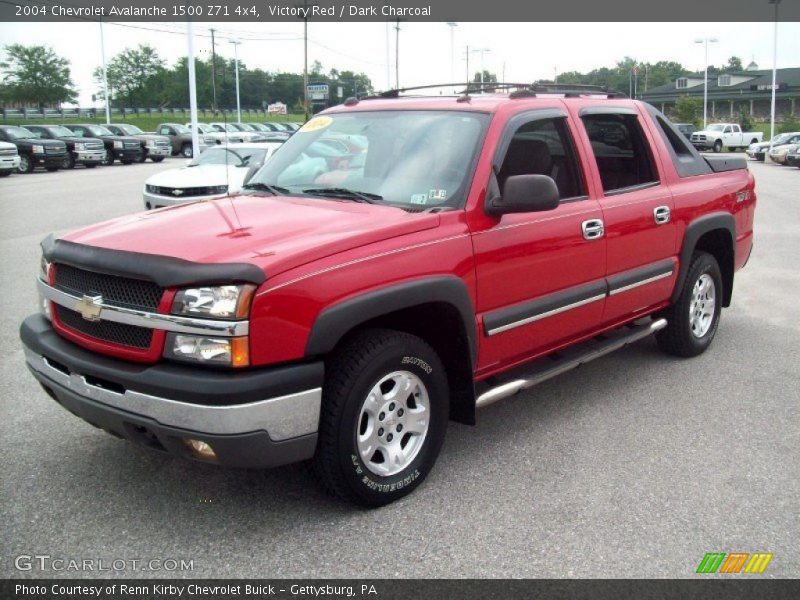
[
  {"left": 47, "top": 126, "right": 75, "bottom": 137},
  {"left": 248, "top": 123, "right": 269, "bottom": 131},
  {"left": 249, "top": 111, "right": 489, "bottom": 209},
  {"left": 86, "top": 125, "right": 114, "bottom": 136},
  {"left": 189, "top": 147, "right": 267, "bottom": 167},
  {"left": 117, "top": 124, "right": 143, "bottom": 135},
  {"left": 235, "top": 124, "right": 255, "bottom": 131},
  {"left": 3, "top": 126, "right": 36, "bottom": 139},
  {"left": 770, "top": 133, "right": 790, "bottom": 145},
  {"left": 706, "top": 124, "right": 726, "bottom": 132}
]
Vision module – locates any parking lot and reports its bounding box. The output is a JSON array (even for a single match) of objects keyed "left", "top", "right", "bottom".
[{"left": 0, "top": 158, "right": 797, "bottom": 578}]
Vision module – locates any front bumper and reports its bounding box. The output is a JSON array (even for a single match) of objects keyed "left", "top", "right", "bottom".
[
  {"left": 145, "top": 146, "right": 171, "bottom": 157},
  {"left": 746, "top": 150, "right": 765, "bottom": 160},
  {"left": 33, "top": 152, "right": 68, "bottom": 167},
  {"left": 768, "top": 153, "right": 788, "bottom": 164},
  {"left": 20, "top": 314, "right": 322, "bottom": 469},
  {"left": 143, "top": 189, "right": 226, "bottom": 209},
  {"left": 113, "top": 148, "right": 143, "bottom": 161},
  {"left": 786, "top": 155, "right": 800, "bottom": 167},
  {"left": 0, "top": 155, "right": 20, "bottom": 170},
  {"left": 75, "top": 150, "right": 106, "bottom": 163}
]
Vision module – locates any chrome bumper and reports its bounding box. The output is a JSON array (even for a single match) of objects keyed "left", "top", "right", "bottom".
[
  {"left": 75, "top": 150, "right": 106, "bottom": 162},
  {"left": 146, "top": 146, "right": 171, "bottom": 156},
  {"left": 24, "top": 347, "right": 321, "bottom": 441},
  {"left": 0, "top": 156, "right": 20, "bottom": 168}
]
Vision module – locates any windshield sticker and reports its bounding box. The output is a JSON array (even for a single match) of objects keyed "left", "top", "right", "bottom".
[
  {"left": 429, "top": 189, "right": 447, "bottom": 201},
  {"left": 410, "top": 193, "right": 428, "bottom": 205},
  {"left": 299, "top": 116, "right": 333, "bottom": 133}
]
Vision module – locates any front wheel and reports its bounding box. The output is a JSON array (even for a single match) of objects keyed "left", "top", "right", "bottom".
[
  {"left": 101, "top": 154, "right": 114, "bottom": 166},
  {"left": 311, "top": 329, "right": 449, "bottom": 507},
  {"left": 656, "top": 252, "right": 722, "bottom": 358},
  {"left": 18, "top": 154, "right": 34, "bottom": 173},
  {"left": 136, "top": 151, "right": 147, "bottom": 163},
  {"left": 64, "top": 153, "right": 76, "bottom": 169},
  {"left": 0, "top": 170, "right": 11, "bottom": 177},
  {"left": 151, "top": 156, "right": 165, "bottom": 163},
  {"left": 713, "top": 140, "right": 723, "bottom": 153},
  {"left": 181, "top": 143, "right": 193, "bottom": 158}
]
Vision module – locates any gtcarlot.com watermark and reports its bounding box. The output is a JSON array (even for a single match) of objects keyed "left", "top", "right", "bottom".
[{"left": 14, "top": 554, "right": 194, "bottom": 573}]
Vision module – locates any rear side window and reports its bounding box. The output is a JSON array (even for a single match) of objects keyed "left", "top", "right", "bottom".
[
  {"left": 656, "top": 116, "right": 692, "bottom": 157},
  {"left": 581, "top": 113, "right": 658, "bottom": 194},
  {"left": 497, "top": 117, "right": 585, "bottom": 201}
]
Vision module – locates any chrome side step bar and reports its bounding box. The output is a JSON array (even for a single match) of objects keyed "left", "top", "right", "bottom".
[{"left": 476, "top": 318, "right": 667, "bottom": 409}]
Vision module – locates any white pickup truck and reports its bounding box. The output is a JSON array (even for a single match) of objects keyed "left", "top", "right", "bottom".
[{"left": 690, "top": 123, "right": 763, "bottom": 153}]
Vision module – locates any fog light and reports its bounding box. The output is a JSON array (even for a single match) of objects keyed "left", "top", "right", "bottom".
[
  {"left": 165, "top": 333, "right": 250, "bottom": 367},
  {"left": 183, "top": 439, "right": 217, "bottom": 461}
]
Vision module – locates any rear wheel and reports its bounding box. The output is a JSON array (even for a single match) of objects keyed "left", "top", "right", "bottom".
[
  {"left": 713, "top": 140, "right": 723, "bottom": 153},
  {"left": 656, "top": 252, "right": 722, "bottom": 358},
  {"left": 311, "top": 329, "right": 448, "bottom": 507}
]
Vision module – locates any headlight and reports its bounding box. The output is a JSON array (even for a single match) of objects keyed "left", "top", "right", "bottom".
[
  {"left": 113, "top": 140, "right": 123, "bottom": 149},
  {"left": 39, "top": 257, "right": 52, "bottom": 319},
  {"left": 146, "top": 139, "right": 156, "bottom": 147},
  {"left": 165, "top": 334, "right": 249, "bottom": 367},
  {"left": 32, "top": 144, "right": 44, "bottom": 154},
  {"left": 209, "top": 185, "right": 228, "bottom": 195},
  {"left": 74, "top": 142, "right": 85, "bottom": 151},
  {"left": 171, "top": 284, "right": 255, "bottom": 319}
]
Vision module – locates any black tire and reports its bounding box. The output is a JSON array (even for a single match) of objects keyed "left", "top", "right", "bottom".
[
  {"left": 656, "top": 252, "right": 723, "bottom": 358},
  {"left": 151, "top": 156, "right": 165, "bottom": 163},
  {"left": 713, "top": 140, "right": 723, "bottom": 153},
  {"left": 120, "top": 159, "right": 134, "bottom": 165},
  {"left": 311, "top": 329, "right": 449, "bottom": 507},
  {"left": 181, "top": 143, "right": 193, "bottom": 158},
  {"left": 0, "top": 170, "right": 11, "bottom": 177},
  {"left": 84, "top": 162, "right": 98, "bottom": 168},
  {"left": 101, "top": 154, "right": 114, "bottom": 166},
  {"left": 136, "top": 151, "right": 147, "bottom": 163},
  {"left": 45, "top": 166, "right": 59, "bottom": 172},
  {"left": 64, "top": 153, "right": 76, "bottom": 169},
  {"left": 18, "top": 154, "right": 34, "bottom": 173}
]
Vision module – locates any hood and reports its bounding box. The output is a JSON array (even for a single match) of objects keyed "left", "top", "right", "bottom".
[
  {"left": 146, "top": 164, "right": 248, "bottom": 189},
  {"left": 57, "top": 136, "right": 103, "bottom": 144},
  {"left": 13, "top": 138, "right": 65, "bottom": 149},
  {"left": 61, "top": 195, "right": 440, "bottom": 281},
  {"left": 134, "top": 134, "right": 170, "bottom": 142}
]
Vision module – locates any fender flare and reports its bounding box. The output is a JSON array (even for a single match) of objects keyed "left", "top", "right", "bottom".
[
  {"left": 304, "top": 276, "right": 477, "bottom": 363},
  {"left": 672, "top": 212, "right": 735, "bottom": 304}
]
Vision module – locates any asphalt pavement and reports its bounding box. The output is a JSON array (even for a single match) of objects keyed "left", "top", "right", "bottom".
[{"left": 0, "top": 157, "right": 797, "bottom": 578}]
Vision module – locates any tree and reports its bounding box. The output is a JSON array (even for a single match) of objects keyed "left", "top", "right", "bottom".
[
  {"left": 0, "top": 43, "right": 77, "bottom": 108},
  {"left": 723, "top": 56, "right": 743, "bottom": 73},
  {"left": 738, "top": 107, "right": 754, "bottom": 132},
  {"left": 102, "top": 44, "right": 165, "bottom": 109},
  {"left": 674, "top": 95, "right": 701, "bottom": 125}
]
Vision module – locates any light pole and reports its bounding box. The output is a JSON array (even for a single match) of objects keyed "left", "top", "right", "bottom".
[
  {"left": 186, "top": 21, "right": 200, "bottom": 158},
  {"left": 476, "top": 47, "right": 491, "bottom": 90},
  {"left": 230, "top": 39, "right": 241, "bottom": 123},
  {"left": 768, "top": 0, "right": 781, "bottom": 148},
  {"left": 99, "top": 20, "right": 110, "bottom": 124},
  {"left": 446, "top": 23, "right": 458, "bottom": 83},
  {"left": 695, "top": 37, "right": 718, "bottom": 129}
]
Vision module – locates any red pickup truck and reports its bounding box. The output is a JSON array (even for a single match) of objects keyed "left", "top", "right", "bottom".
[{"left": 20, "top": 86, "right": 756, "bottom": 506}]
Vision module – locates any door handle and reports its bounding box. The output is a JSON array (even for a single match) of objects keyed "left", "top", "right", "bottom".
[
  {"left": 581, "top": 219, "right": 604, "bottom": 240},
  {"left": 654, "top": 206, "right": 671, "bottom": 225}
]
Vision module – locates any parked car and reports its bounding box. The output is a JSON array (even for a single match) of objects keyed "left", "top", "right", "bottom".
[
  {"left": 747, "top": 132, "right": 800, "bottom": 161},
  {"left": 672, "top": 123, "right": 695, "bottom": 140},
  {"left": 155, "top": 123, "right": 212, "bottom": 158},
  {"left": 690, "top": 123, "right": 763, "bottom": 152},
  {"left": 209, "top": 122, "right": 266, "bottom": 143},
  {"left": 786, "top": 146, "right": 800, "bottom": 167},
  {"left": 25, "top": 125, "right": 106, "bottom": 169},
  {"left": 65, "top": 124, "right": 142, "bottom": 165},
  {"left": 0, "top": 125, "right": 68, "bottom": 173},
  {"left": 245, "top": 122, "right": 290, "bottom": 141},
  {"left": 766, "top": 135, "right": 800, "bottom": 165},
  {"left": 142, "top": 142, "right": 283, "bottom": 209},
  {"left": 185, "top": 122, "right": 240, "bottom": 145},
  {"left": 21, "top": 94, "right": 756, "bottom": 506},
  {"left": 281, "top": 122, "right": 302, "bottom": 132},
  {"left": 0, "top": 140, "right": 21, "bottom": 176},
  {"left": 105, "top": 124, "right": 171, "bottom": 163}
]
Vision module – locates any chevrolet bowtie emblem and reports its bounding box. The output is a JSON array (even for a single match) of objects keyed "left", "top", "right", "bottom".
[
  {"left": 172, "top": 189, "right": 184, "bottom": 196},
  {"left": 75, "top": 294, "right": 103, "bottom": 321}
]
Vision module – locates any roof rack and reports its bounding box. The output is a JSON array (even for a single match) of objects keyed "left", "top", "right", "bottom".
[{"left": 367, "top": 81, "right": 627, "bottom": 101}]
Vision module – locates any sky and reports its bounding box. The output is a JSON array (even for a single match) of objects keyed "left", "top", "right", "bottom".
[{"left": 0, "top": 20, "right": 798, "bottom": 105}]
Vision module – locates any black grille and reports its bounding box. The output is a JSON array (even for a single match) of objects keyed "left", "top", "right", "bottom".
[
  {"left": 56, "top": 306, "right": 153, "bottom": 349},
  {"left": 147, "top": 185, "right": 225, "bottom": 198},
  {"left": 54, "top": 264, "right": 163, "bottom": 311}
]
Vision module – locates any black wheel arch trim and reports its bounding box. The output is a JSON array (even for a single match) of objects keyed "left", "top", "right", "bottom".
[
  {"left": 304, "top": 276, "right": 477, "bottom": 364},
  {"left": 41, "top": 234, "right": 266, "bottom": 287},
  {"left": 672, "top": 212, "right": 735, "bottom": 304}
]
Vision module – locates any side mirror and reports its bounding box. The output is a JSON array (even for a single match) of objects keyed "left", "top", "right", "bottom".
[{"left": 485, "top": 174, "right": 560, "bottom": 217}]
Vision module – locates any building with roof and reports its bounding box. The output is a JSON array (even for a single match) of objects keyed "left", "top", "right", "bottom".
[{"left": 641, "top": 67, "right": 799, "bottom": 122}]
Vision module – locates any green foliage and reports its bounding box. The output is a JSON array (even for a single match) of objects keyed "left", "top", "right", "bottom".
[
  {"left": 724, "top": 56, "right": 743, "bottom": 73},
  {"left": 778, "top": 116, "right": 800, "bottom": 135},
  {"left": 673, "top": 95, "right": 701, "bottom": 125},
  {"left": 738, "top": 108, "right": 754, "bottom": 132},
  {"left": 556, "top": 57, "right": 685, "bottom": 97},
  {"left": 0, "top": 43, "right": 77, "bottom": 108}
]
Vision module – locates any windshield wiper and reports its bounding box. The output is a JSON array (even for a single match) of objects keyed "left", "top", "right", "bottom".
[
  {"left": 302, "top": 187, "right": 383, "bottom": 204},
  {"left": 241, "top": 182, "right": 290, "bottom": 195}
]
